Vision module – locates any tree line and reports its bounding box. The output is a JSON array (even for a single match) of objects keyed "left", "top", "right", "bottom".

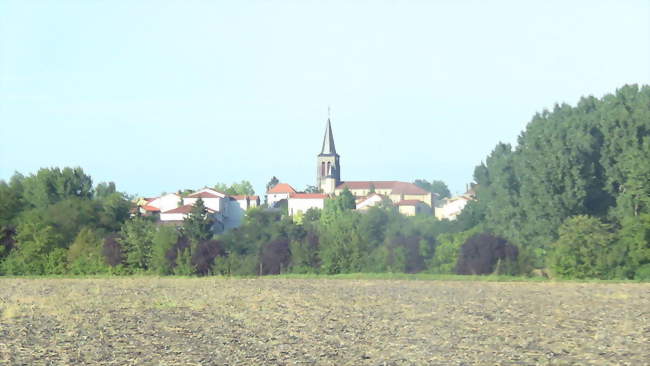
[{"left": 0, "top": 84, "right": 648, "bottom": 279}]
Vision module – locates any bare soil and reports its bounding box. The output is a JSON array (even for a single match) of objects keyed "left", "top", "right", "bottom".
[{"left": 1, "top": 277, "right": 648, "bottom": 365}]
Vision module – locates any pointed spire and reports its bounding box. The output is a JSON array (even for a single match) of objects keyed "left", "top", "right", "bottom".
[{"left": 320, "top": 118, "right": 337, "bottom": 155}]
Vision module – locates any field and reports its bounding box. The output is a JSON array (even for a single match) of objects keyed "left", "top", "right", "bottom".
[{"left": 1, "top": 277, "right": 649, "bottom": 365}]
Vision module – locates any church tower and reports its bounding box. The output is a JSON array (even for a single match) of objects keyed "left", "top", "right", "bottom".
[{"left": 317, "top": 118, "right": 341, "bottom": 194}]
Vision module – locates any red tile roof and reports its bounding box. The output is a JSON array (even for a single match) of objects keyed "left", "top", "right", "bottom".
[
  {"left": 336, "top": 181, "right": 430, "bottom": 195},
  {"left": 267, "top": 183, "right": 297, "bottom": 194},
  {"left": 290, "top": 193, "right": 328, "bottom": 199},
  {"left": 142, "top": 205, "right": 160, "bottom": 212},
  {"left": 163, "top": 204, "right": 215, "bottom": 214},
  {"left": 188, "top": 191, "right": 221, "bottom": 198}
]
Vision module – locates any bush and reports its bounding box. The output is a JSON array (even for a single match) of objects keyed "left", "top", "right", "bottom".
[
  {"left": 455, "top": 233, "right": 519, "bottom": 275},
  {"left": 261, "top": 238, "right": 291, "bottom": 275},
  {"left": 549, "top": 215, "right": 615, "bottom": 279},
  {"left": 67, "top": 227, "right": 107, "bottom": 274}
]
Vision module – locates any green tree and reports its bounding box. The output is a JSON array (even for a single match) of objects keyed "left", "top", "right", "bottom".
[
  {"left": 1, "top": 220, "right": 65, "bottom": 275},
  {"left": 266, "top": 176, "right": 280, "bottom": 192},
  {"left": 94, "top": 182, "right": 116, "bottom": 199},
  {"left": 549, "top": 215, "right": 615, "bottom": 279},
  {"left": 67, "top": 227, "right": 107, "bottom": 274},
  {"left": 318, "top": 211, "right": 365, "bottom": 274},
  {"left": 118, "top": 217, "right": 156, "bottom": 271},
  {"left": 22, "top": 167, "right": 93, "bottom": 209},
  {"left": 609, "top": 214, "right": 650, "bottom": 279},
  {"left": 182, "top": 198, "right": 213, "bottom": 242},
  {"left": 414, "top": 179, "right": 451, "bottom": 199},
  {"left": 214, "top": 181, "right": 255, "bottom": 195},
  {"left": 151, "top": 226, "right": 180, "bottom": 275}
]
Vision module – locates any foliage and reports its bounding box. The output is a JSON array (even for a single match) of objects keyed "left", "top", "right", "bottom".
[
  {"left": 182, "top": 198, "right": 213, "bottom": 242},
  {"left": 607, "top": 214, "right": 650, "bottom": 279},
  {"left": 265, "top": 176, "right": 279, "bottom": 192},
  {"left": 150, "top": 226, "right": 179, "bottom": 275},
  {"left": 414, "top": 179, "right": 451, "bottom": 199},
  {"left": 1, "top": 220, "right": 65, "bottom": 275},
  {"left": 455, "top": 233, "right": 519, "bottom": 275},
  {"left": 214, "top": 180, "right": 255, "bottom": 195},
  {"left": 549, "top": 215, "right": 615, "bottom": 279},
  {"left": 118, "top": 217, "right": 156, "bottom": 271},
  {"left": 469, "top": 84, "right": 650, "bottom": 268},
  {"left": 67, "top": 227, "right": 107, "bottom": 274}
]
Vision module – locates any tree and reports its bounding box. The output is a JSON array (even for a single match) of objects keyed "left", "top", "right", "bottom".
[
  {"left": 549, "top": 215, "right": 615, "bottom": 279},
  {"left": 94, "top": 182, "right": 117, "bottom": 199},
  {"left": 118, "top": 217, "right": 156, "bottom": 271},
  {"left": 318, "top": 211, "right": 366, "bottom": 274},
  {"left": 182, "top": 198, "right": 213, "bottom": 242},
  {"left": 266, "top": 176, "right": 280, "bottom": 192},
  {"left": 1, "top": 220, "right": 65, "bottom": 275},
  {"left": 455, "top": 233, "right": 519, "bottom": 275},
  {"left": 214, "top": 181, "right": 255, "bottom": 196},
  {"left": 150, "top": 226, "right": 180, "bottom": 275},
  {"left": 414, "top": 179, "right": 451, "bottom": 199},
  {"left": 67, "top": 227, "right": 106, "bottom": 274},
  {"left": 22, "top": 167, "right": 93, "bottom": 209},
  {"left": 609, "top": 214, "right": 650, "bottom": 279},
  {"left": 304, "top": 185, "right": 320, "bottom": 193}
]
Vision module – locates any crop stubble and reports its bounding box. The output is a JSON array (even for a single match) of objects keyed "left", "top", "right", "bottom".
[{"left": 0, "top": 278, "right": 648, "bottom": 365}]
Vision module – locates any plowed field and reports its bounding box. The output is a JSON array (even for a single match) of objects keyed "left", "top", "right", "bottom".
[{"left": 1, "top": 277, "right": 648, "bottom": 365}]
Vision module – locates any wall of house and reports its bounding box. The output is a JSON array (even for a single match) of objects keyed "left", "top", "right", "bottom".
[
  {"left": 288, "top": 198, "right": 325, "bottom": 216},
  {"left": 160, "top": 212, "right": 185, "bottom": 222},
  {"left": 149, "top": 194, "right": 182, "bottom": 213},
  {"left": 267, "top": 193, "right": 290, "bottom": 208},
  {"left": 183, "top": 197, "right": 222, "bottom": 212},
  {"left": 356, "top": 195, "right": 383, "bottom": 211},
  {"left": 435, "top": 197, "right": 470, "bottom": 220},
  {"left": 398, "top": 205, "right": 417, "bottom": 216}
]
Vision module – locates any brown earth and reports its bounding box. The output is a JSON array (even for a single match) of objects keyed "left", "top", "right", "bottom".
[{"left": 0, "top": 277, "right": 649, "bottom": 365}]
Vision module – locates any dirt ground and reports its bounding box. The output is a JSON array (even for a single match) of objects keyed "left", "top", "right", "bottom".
[{"left": 0, "top": 277, "right": 648, "bottom": 365}]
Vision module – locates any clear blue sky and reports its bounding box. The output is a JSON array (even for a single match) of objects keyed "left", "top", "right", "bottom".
[{"left": 1, "top": 1, "right": 649, "bottom": 197}]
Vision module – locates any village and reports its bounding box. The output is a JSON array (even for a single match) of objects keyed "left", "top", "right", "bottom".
[{"left": 135, "top": 118, "right": 475, "bottom": 232}]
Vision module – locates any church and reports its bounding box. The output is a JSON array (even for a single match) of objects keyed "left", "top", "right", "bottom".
[
  {"left": 303, "top": 118, "right": 435, "bottom": 216},
  {"left": 273, "top": 117, "right": 435, "bottom": 216}
]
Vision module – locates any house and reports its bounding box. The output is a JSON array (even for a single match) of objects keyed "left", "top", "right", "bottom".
[
  {"left": 396, "top": 200, "right": 432, "bottom": 216},
  {"left": 137, "top": 187, "right": 252, "bottom": 234},
  {"left": 288, "top": 193, "right": 328, "bottom": 216},
  {"left": 145, "top": 193, "right": 182, "bottom": 213},
  {"left": 231, "top": 195, "right": 261, "bottom": 211},
  {"left": 266, "top": 183, "right": 297, "bottom": 208},
  {"left": 355, "top": 193, "right": 384, "bottom": 211},
  {"left": 435, "top": 194, "right": 474, "bottom": 220},
  {"left": 312, "top": 118, "right": 435, "bottom": 216},
  {"left": 183, "top": 188, "right": 227, "bottom": 212},
  {"left": 334, "top": 181, "right": 434, "bottom": 208}
]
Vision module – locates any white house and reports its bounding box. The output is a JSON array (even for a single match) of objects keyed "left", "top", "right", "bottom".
[
  {"left": 355, "top": 193, "right": 384, "bottom": 211},
  {"left": 230, "top": 195, "right": 261, "bottom": 211},
  {"left": 288, "top": 193, "right": 327, "bottom": 216},
  {"left": 435, "top": 194, "right": 473, "bottom": 220},
  {"left": 266, "top": 183, "right": 297, "bottom": 208},
  {"left": 146, "top": 193, "right": 182, "bottom": 213},
  {"left": 183, "top": 188, "right": 227, "bottom": 212}
]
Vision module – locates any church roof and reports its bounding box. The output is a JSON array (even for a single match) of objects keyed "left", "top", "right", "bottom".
[
  {"left": 336, "top": 181, "right": 431, "bottom": 196},
  {"left": 320, "top": 118, "right": 337, "bottom": 155}
]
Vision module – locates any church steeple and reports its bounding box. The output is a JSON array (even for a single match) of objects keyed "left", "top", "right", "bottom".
[
  {"left": 320, "top": 118, "right": 337, "bottom": 155},
  {"left": 317, "top": 117, "right": 341, "bottom": 193}
]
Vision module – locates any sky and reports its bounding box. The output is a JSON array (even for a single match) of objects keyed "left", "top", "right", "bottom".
[{"left": 1, "top": 1, "right": 649, "bottom": 197}]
